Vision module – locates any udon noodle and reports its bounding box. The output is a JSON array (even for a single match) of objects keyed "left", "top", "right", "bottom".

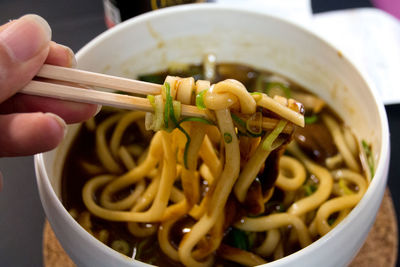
[{"left": 62, "top": 59, "right": 374, "bottom": 267}]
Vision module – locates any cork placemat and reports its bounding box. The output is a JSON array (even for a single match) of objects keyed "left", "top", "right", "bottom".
[{"left": 43, "top": 188, "right": 398, "bottom": 267}]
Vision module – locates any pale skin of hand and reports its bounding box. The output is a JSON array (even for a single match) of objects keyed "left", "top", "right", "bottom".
[{"left": 0, "top": 14, "right": 100, "bottom": 190}]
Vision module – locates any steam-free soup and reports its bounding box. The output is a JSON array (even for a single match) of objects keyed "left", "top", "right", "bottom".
[{"left": 62, "top": 60, "right": 373, "bottom": 266}]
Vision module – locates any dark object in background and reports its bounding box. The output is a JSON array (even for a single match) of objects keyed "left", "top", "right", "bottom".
[
  {"left": 103, "top": 0, "right": 205, "bottom": 28},
  {"left": 312, "top": 0, "right": 372, "bottom": 13}
]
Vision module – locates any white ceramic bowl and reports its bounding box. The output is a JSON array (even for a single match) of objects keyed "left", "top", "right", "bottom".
[{"left": 35, "top": 4, "right": 390, "bottom": 267}]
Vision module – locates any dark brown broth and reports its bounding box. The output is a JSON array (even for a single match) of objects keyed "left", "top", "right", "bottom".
[{"left": 62, "top": 62, "right": 361, "bottom": 266}]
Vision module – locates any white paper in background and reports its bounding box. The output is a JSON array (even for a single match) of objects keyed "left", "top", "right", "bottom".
[
  {"left": 213, "top": 0, "right": 313, "bottom": 28},
  {"left": 313, "top": 8, "right": 400, "bottom": 105},
  {"left": 213, "top": 1, "right": 400, "bottom": 105}
]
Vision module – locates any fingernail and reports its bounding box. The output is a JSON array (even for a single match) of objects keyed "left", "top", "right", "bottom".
[
  {"left": 94, "top": 105, "right": 102, "bottom": 116},
  {"left": 60, "top": 44, "right": 77, "bottom": 68},
  {"left": 0, "top": 14, "right": 51, "bottom": 62},
  {"left": 45, "top": 112, "right": 67, "bottom": 138}
]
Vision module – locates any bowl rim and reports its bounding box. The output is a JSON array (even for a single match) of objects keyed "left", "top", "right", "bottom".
[{"left": 36, "top": 3, "right": 391, "bottom": 266}]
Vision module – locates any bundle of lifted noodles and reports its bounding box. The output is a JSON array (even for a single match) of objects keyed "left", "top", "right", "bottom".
[{"left": 82, "top": 75, "right": 311, "bottom": 266}]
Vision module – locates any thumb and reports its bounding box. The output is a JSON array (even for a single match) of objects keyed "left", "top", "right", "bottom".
[{"left": 0, "top": 14, "right": 51, "bottom": 103}]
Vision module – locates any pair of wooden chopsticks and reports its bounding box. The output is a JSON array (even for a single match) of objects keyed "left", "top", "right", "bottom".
[
  {"left": 22, "top": 64, "right": 204, "bottom": 118},
  {"left": 21, "top": 64, "right": 295, "bottom": 133}
]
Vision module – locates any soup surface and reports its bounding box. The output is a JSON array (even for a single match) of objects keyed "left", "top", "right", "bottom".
[{"left": 62, "top": 60, "right": 373, "bottom": 266}]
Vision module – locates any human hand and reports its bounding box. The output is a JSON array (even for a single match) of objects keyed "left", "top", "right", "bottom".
[
  {"left": 0, "top": 14, "right": 99, "bottom": 189},
  {"left": 0, "top": 14, "right": 99, "bottom": 157}
]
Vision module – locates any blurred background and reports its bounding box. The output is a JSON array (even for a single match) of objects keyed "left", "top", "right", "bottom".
[{"left": 1, "top": 0, "right": 399, "bottom": 266}]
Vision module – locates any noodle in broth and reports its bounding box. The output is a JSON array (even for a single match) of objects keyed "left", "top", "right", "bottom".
[{"left": 62, "top": 59, "right": 372, "bottom": 267}]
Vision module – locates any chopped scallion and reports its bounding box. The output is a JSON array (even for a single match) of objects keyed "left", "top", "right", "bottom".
[
  {"left": 246, "top": 112, "right": 262, "bottom": 135},
  {"left": 111, "top": 239, "right": 130, "bottom": 255},
  {"left": 362, "top": 140, "right": 375, "bottom": 178},
  {"left": 177, "top": 125, "right": 191, "bottom": 169},
  {"left": 224, "top": 132, "right": 233, "bottom": 144},
  {"left": 304, "top": 184, "right": 317, "bottom": 196},
  {"left": 172, "top": 100, "right": 181, "bottom": 122},
  {"left": 147, "top": 95, "right": 155, "bottom": 108},
  {"left": 266, "top": 82, "right": 291, "bottom": 98},
  {"left": 134, "top": 238, "right": 151, "bottom": 259},
  {"left": 231, "top": 113, "right": 246, "bottom": 129},
  {"left": 339, "top": 178, "right": 354, "bottom": 195},
  {"left": 175, "top": 117, "right": 213, "bottom": 169},
  {"left": 164, "top": 82, "right": 172, "bottom": 129},
  {"left": 304, "top": 114, "right": 318, "bottom": 124},
  {"left": 195, "top": 90, "right": 207, "bottom": 110},
  {"left": 164, "top": 83, "right": 192, "bottom": 168},
  {"left": 153, "top": 82, "right": 214, "bottom": 169},
  {"left": 250, "top": 92, "right": 262, "bottom": 96},
  {"left": 231, "top": 113, "right": 264, "bottom": 137},
  {"left": 179, "top": 117, "right": 213, "bottom": 125},
  {"left": 328, "top": 217, "right": 335, "bottom": 226},
  {"left": 231, "top": 228, "right": 248, "bottom": 250},
  {"left": 250, "top": 92, "right": 262, "bottom": 102},
  {"left": 262, "top": 120, "right": 287, "bottom": 151},
  {"left": 152, "top": 95, "right": 164, "bottom": 131}
]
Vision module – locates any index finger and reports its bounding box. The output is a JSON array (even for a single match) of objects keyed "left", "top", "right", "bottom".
[{"left": 0, "top": 41, "right": 100, "bottom": 123}]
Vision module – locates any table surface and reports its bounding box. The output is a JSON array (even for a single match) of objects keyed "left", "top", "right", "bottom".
[{"left": 1, "top": 0, "right": 399, "bottom": 267}]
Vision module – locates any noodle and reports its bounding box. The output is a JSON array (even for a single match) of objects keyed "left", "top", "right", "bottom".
[
  {"left": 254, "top": 229, "right": 281, "bottom": 257},
  {"left": 235, "top": 213, "right": 312, "bottom": 248},
  {"left": 275, "top": 156, "right": 306, "bottom": 191},
  {"left": 286, "top": 142, "right": 333, "bottom": 216},
  {"left": 95, "top": 114, "right": 123, "bottom": 173},
  {"left": 322, "top": 114, "right": 360, "bottom": 172},
  {"left": 110, "top": 111, "right": 145, "bottom": 158},
  {"left": 313, "top": 169, "right": 367, "bottom": 235}
]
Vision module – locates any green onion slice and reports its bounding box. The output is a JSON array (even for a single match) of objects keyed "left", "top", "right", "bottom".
[
  {"left": 266, "top": 82, "right": 291, "bottom": 98},
  {"left": 152, "top": 95, "right": 164, "bottom": 131},
  {"left": 232, "top": 228, "right": 248, "bottom": 250},
  {"left": 232, "top": 113, "right": 263, "bottom": 138},
  {"left": 224, "top": 132, "right": 233, "bottom": 144},
  {"left": 179, "top": 117, "right": 213, "bottom": 125},
  {"left": 147, "top": 95, "right": 156, "bottom": 108},
  {"left": 304, "top": 114, "right": 318, "bottom": 124},
  {"left": 303, "top": 184, "right": 317, "bottom": 196},
  {"left": 362, "top": 140, "right": 375, "bottom": 178},
  {"left": 172, "top": 100, "right": 181, "bottom": 122},
  {"left": 246, "top": 112, "right": 262, "bottom": 135},
  {"left": 231, "top": 113, "right": 247, "bottom": 133},
  {"left": 175, "top": 118, "right": 213, "bottom": 169},
  {"left": 339, "top": 179, "right": 354, "bottom": 195},
  {"left": 328, "top": 217, "right": 335, "bottom": 226},
  {"left": 262, "top": 120, "right": 287, "bottom": 151},
  {"left": 111, "top": 239, "right": 130, "bottom": 255},
  {"left": 250, "top": 92, "right": 262, "bottom": 97},
  {"left": 164, "top": 82, "right": 172, "bottom": 129},
  {"left": 177, "top": 125, "right": 191, "bottom": 169},
  {"left": 250, "top": 92, "right": 262, "bottom": 102},
  {"left": 158, "top": 82, "right": 214, "bottom": 169},
  {"left": 195, "top": 90, "right": 207, "bottom": 110}
]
